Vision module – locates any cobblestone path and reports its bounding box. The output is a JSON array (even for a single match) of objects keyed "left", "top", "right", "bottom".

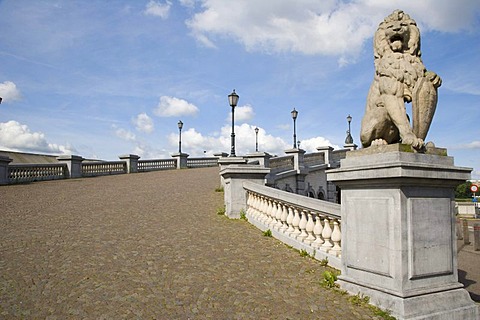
[{"left": 0, "top": 167, "right": 399, "bottom": 318}]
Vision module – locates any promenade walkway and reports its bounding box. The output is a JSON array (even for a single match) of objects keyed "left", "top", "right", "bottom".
[{"left": 0, "top": 167, "right": 478, "bottom": 319}]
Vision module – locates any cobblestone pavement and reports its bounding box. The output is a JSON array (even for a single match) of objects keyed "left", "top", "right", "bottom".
[{"left": 0, "top": 167, "right": 478, "bottom": 319}]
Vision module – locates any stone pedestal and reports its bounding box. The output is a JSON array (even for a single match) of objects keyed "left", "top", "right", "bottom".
[
  {"left": 119, "top": 154, "right": 140, "bottom": 173},
  {"left": 57, "top": 155, "right": 84, "bottom": 179},
  {"left": 171, "top": 152, "right": 189, "bottom": 169},
  {"left": 0, "top": 156, "right": 12, "bottom": 185},
  {"left": 219, "top": 165, "right": 270, "bottom": 219},
  {"left": 328, "top": 144, "right": 479, "bottom": 320}
]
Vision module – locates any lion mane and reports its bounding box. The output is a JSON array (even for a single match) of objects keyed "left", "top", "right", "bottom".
[{"left": 360, "top": 10, "right": 441, "bottom": 149}]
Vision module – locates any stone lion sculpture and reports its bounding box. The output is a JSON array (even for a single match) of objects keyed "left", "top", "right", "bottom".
[{"left": 360, "top": 10, "right": 442, "bottom": 150}]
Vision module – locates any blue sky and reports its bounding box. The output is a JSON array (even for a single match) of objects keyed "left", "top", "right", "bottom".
[{"left": 0, "top": 0, "right": 479, "bottom": 178}]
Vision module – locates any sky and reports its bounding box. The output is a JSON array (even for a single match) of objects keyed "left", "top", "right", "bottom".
[{"left": 0, "top": 0, "right": 479, "bottom": 178}]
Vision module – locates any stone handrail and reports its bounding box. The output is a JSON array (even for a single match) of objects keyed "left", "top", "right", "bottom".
[
  {"left": 186, "top": 157, "right": 218, "bottom": 168},
  {"left": 8, "top": 163, "right": 68, "bottom": 183},
  {"left": 138, "top": 159, "right": 176, "bottom": 172},
  {"left": 82, "top": 161, "right": 127, "bottom": 177},
  {"left": 243, "top": 181, "right": 342, "bottom": 268},
  {"left": 269, "top": 155, "right": 294, "bottom": 171}
]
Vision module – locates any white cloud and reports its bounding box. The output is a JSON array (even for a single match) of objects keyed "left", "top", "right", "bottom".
[
  {"left": 459, "top": 141, "right": 480, "bottom": 149},
  {"left": 113, "top": 126, "right": 136, "bottom": 142},
  {"left": 228, "top": 104, "right": 255, "bottom": 123},
  {"left": 133, "top": 112, "right": 154, "bottom": 133},
  {"left": 0, "top": 120, "right": 75, "bottom": 154},
  {"left": 187, "top": 0, "right": 480, "bottom": 58},
  {"left": 179, "top": 0, "right": 196, "bottom": 8},
  {"left": 0, "top": 81, "right": 22, "bottom": 102},
  {"left": 144, "top": 0, "right": 172, "bottom": 19},
  {"left": 153, "top": 96, "right": 199, "bottom": 117},
  {"left": 298, "top": 136, "right": 339, "bottom": 152}
]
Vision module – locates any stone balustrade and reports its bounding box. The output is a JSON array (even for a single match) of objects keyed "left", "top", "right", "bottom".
[
  {"left": 8, "top": 163, "right": 68, "bottom": 183},
  {"left": 82, "top": 161, "right": 127, "bottom": 177},
  {"left": 269, "top": 155, "right": 294, "bottom": 172},
  {"left": 138, "top": 159, "right": 176, "bottom": 172},
  {"left": 186, "top": 157, "right": 218, "bottom": 168},
  {"left": 243, "top": 181, "right": 342, "bottom": 269},
  {"left": 304, "top": 152, "right": 325, "bottom": 166}
]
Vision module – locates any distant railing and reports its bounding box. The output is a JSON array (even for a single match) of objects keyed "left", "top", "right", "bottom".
[
  {"left": 304, "top": 152, "right": 325, "bottom": 166},
  {"left": 269, "top": 155, "right": 294, "bottom": 172},
  {"left": 82, "top": 161, "right": 127, "bottom": 177},
  {"left": 244, "top": 181, "right": 342, "bottom": 268},
  {"left": 187, "top": 157, "right": 218, "bottom": 168},
  {"left": 8, "top": 163, "right": 68, "bottom": 183},
  {"left": 138, "top": 159, "right": 176, "bottom": 172}
]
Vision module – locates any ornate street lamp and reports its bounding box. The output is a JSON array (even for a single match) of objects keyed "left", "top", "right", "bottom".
[
  {"left": 254, "top": 127, "right": 259, "bottom": 152},
  {"left": 228, "top": 89, "right": 239, "bottom": 157},
  {"left": 345, "top": 114, "right": 353, "bottom": 144},
  {"left": 291, "top": 108, "right": 298, "bottom": 148},
  {"left": 177, "top": 120, "right": 183, "bottom": 153}
]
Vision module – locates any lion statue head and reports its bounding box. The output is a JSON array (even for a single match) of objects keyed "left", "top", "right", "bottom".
[{"left": 374, "top": 10, "right": 420, "bottom": 59}]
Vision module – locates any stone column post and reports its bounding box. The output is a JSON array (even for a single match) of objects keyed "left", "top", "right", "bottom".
[
  {"left": 217, "top": 157, "right": 247, "bottom": 188},
  {"left": 244, "top": 152, "right": 271, "bottom": 167},
  {"left": 119, "top": 154, "right": 140, "bottom": 173},
  {"left": 57, "top": 155, "right": 84, "bottom": 179},
  {"left": 0, "top": 156, "right": 12, "bottom": 185},
  {"left": 328, "top": 144, "right": 479, "bottom": 319},
  {"left": 285, "top": 148, "right": 307, "bottom": 194},
  {"left": 316, "top": 146, "right": 334, "bottom": 166},
  {"left": 220, "top": 164, "right": 270, "bottom": 219},
  {"left": 171, "top": 152, "right": 189, "bottom": 169}
]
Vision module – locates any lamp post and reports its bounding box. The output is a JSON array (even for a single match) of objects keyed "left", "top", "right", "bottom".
[
  {"left": 254, "top": 127, "right": 259, "bottom": 152},
  {"left": 291, "top": 108, "right": 298, "bottom": 148},
  {"left": 177, "top": 120, "right": 183, "bottom": 153},
  {"left": 345, "top": 114, "right": 353, "bottom": 144},
  {"left": 228, "top": 89, "right": 239, "bottom": 157},
  {"left": 0, "top": 97, "right": 2, "bottom": 104}
]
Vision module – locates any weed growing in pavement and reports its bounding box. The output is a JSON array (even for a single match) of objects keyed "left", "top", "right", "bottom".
[
  {"left": 299, "top": 249, "right": 310, "bottom": 257},
  {"left": 348, "top": 293, "right": 396, "bottom": 319},
  {"left": 263, "top": 229, "right": 272, "bottom": 237},
  {"left": 214, "top": 186, "right": 224, "bottom": 193},
  {"left": 216, "top": 206, "right": 225, "bottom": 215},
  {"left": 319, "top": 258, "right": 329, "bottom": 266},
  {"left": 321, "top": 270, "right": 339, "bottom": 288},
  {"left": 239, "top": 209, "right": 247, "bottom": 221},
  {"left": 349, "top": 293, "right": 370, "bottom": 306}
]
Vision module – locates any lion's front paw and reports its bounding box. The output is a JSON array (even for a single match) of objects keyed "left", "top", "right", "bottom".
[
  {"left": 401, "top": 133, "right": 424, "bottom": 150},
  {"left": 371, "top": 139, "right": 388, "bottom": 146}
]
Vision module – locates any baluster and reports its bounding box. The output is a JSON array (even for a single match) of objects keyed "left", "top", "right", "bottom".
[
  {"left": 279, "top": 203, "right": 288, "bottom": 232},
  {"left": 246, "top": 192, "right": 254, "bottom": 217},
  {"left": 285, "top": 206, "right": 295, "bottom": 236},
  {"left": 321, "top": 217, "right": 333, "bottom": 252},
  {"left": 297, "top": 209, "right": 308, "bottom": 242},
  {"left": 260, "top": 196, "right": 269, "bottom": 223},
  {"left": 269, "top": 200, "right": 277, "bottom": 227},
  {"left": 312, "top": 214, "right": 324, "bottom": 248},
  {"left": 252, "top": 193, "right": 260, "bottom": 219},
  {"left": 264, "top": 199, "right": 272, "bottom": 225},
  {"left": 274, "top": 202, "right": 284, "bottom": 230},
  {"left": 291, "top": 207, "right": 301, "bottom": 238},
  {"left": 330, "top": 219, "right": 342, "bottom": 257},
  {"left": 304, "top": 211, "right": 316, "bottom": 245}
]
